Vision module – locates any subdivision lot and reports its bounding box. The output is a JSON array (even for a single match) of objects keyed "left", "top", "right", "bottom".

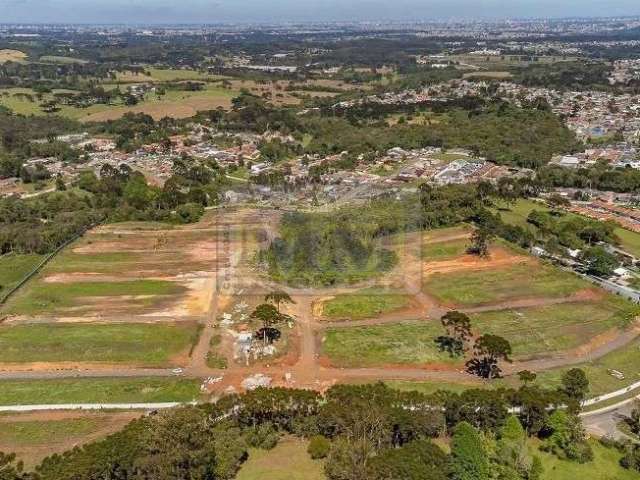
[
  {"left": 322, "top": 321, "right": 457, "bottom": 368},
  {"left": 316, "top": 288, "right": 413, "bottom": 321},
  {"left": 470, "top": 298, "right": 635, "bottom": 359},
  {"left": 0, "top": 322, "right": 200, "bottom": 366},
  {"left": 3, "top": 280, "right": 186, "bottom": 316},
  {"left": 423, "top": 259, "right": 589, "bottom": 307},
  {"left": 0, "top": 411, "right": 140, "bottom": 469},
  {"left": 523, "top": 336, "right": 640, "bottom": 396},
  {"left": 236, "top": 437, "right": 325, "bottom": 480},
  {"left": 0, "top": 377, "right": 201, "bottom": 405}
]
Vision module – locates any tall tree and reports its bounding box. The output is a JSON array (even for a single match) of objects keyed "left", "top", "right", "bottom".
[
  {"left": 466, "top": 334, "right": 512, "bottom": 379},
  {"left": 450, "top": 422, "right": 489, "bottom": 480}
]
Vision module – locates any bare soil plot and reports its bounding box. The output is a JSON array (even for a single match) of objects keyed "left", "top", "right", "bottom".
[
  {"left": 0, "top": 50, "right": 27, "bottom": 63},
  {"left": 0, "top": 411, "right": 140, "bottom": 469}
]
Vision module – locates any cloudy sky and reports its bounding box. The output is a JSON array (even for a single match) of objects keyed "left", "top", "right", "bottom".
[{"left": 1, "top": 0, "right": 640, "bottom": 24}]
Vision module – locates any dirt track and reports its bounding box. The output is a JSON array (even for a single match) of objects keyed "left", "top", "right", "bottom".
[{"left": 2, "top": 207, "right": 639, "bottom": 396}]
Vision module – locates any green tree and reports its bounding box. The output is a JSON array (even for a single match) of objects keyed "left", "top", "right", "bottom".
[
  {"left": 467, "top": 228, "right": 494, "bottom": 258},
  {"left": 543, "top": 410, "right": 593, "bottom": 463},
  {"left": 450, "top": 421, "right": 489, "bottom": 480},
  {"left": 250, "top": 303, "right": 291, "bottom": 345},
  {"left": 517, "top": 370, "right": 537, "bottom": 386},
  {"left": 264, "top": 290, "right": 295, "bottom": 313},
  {"left": 466, "top": 334, "right": 512, "bottom": 379},
  {"left": 579, "top": 246, "right": 618, "bottom": 277},
  {"left": 366, "top": 439, "right": 448, "bottom": 480},
  {"left": 560, "top": 368, "right": 589, "bottom": 407},
  {"left": 496, "top": 415, "right": 532, "bottom": 478}
]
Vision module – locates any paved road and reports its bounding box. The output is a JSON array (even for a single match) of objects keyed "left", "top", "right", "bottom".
[{"left": 583, "top": 396, "right": 639, "bottom": 440}]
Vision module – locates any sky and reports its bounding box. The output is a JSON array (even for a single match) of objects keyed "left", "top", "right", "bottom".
[{"left": 1, "top": 0, "right": 640, "bottom": 24}]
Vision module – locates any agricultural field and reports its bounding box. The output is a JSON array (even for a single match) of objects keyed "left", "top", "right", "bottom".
[{"left": 236, "top": 437, "right": 325, "bottom": 480}]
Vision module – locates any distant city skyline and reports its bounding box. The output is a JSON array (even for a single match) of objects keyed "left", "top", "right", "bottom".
[{"left": 1, "top": 0, "right": 640, "bottom": 25}]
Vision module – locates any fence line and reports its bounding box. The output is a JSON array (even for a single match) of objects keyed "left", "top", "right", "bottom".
[{"left": 0, "top": 224, "right": 97, "bottom": 306}]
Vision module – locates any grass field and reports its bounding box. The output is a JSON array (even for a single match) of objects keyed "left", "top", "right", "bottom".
[
  {"left": 0, "top": 253, "right": 45, "bottom": 299},
  {"left": 3, "top": 279, "right": 186, "bottom": 315},
  {"left": 532, "top": 438, "right": 636, "bottom": 480},
  {"left": 0, "top": 322, "right": 200, "bottom": 366},
  {"left": 523, "top": 336, "right": 640, "bottom": 396},
  {"left": 422, "top": 237, "right": 469, "bottom": 260},
  {"left": 470, "top": 298, "right": 635, "bottom": 358},
  {"left": 236, "top": 437, "right": 325, "bottom": 480},
  {"left": 424, "top": 262, "right": 589, "bottom": 306},
  {"left": 323, "top": 321, "right": 456, "bottom": 367},
  {"left": 39, "top": 55, "right": 88, "bottom": 64},
  {"left": 320, "top": 288, "right": 412, "bottom": 320},
  {"left": 0, "top": 377, "right": 200, "bottom": 404},
  {"left": 0, "top": 412, "right": 138, "bottom": 468}
]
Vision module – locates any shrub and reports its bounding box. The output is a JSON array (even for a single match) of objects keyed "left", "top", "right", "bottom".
[{"left": 307, "top": 435, "right": 331, "bottom": 459}]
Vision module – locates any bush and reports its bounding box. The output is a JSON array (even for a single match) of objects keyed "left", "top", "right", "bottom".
[
  {"left": 307, "top": 435, "right": 331, "bottom": 459},
  {"left": 172, "top": 202, "right": 205, "bottom": 224},
  {"left": 245, "top": 423, "right": 279, "bottom": 450}
]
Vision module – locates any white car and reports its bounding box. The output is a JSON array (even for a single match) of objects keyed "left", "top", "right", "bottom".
[{"left": 171, "top": 368, "right": 184, "bottom": 375}]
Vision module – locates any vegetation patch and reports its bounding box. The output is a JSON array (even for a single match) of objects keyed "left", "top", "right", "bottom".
[
  {"left": 320, "top": 288, "right": 412, "bottom": 321},
  {"left": 4, "top": 279, "right": 186, "bottom": 315},
  {"left": 236, "top": 437, "right": 325, "bottom": 480},
  {"left": 470, "top": 298, "right": 636, "bottom": 358},
  {"left": 0, "top": 253, "right": 45, "bottom": 299},
  {"left": 525, "top": 336, "right": 640, "bottom": 396},
  {"left": 323, "top": 321, "right": 457, "bottom": 367},
  {"left": 0, "top": 377, "right": 201, "bottom": 404},
  {"left": 0, "top": 322, "right": 200, "bottom": 366},
  {"left": 260, "top": 210, "right": 397, "bottom": 286},
  {"left": 424, "top": 262, "right": 589, "bottom": 307},
  {"left": 422, "top": 237, "right": 469, "bottom": 260}
]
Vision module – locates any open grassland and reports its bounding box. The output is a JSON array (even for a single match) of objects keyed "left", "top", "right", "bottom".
[
  {"left": 422, "top": 237, "right": 469, "bottom": 260},
  {"left": 236, "top": 437, "right": 325, "bottom": 480},
  {"left": 0, "top": 322, "right": 200, "bottom": 366},
  {"left": 3, "top": 279, "right": 186, "bottom": 315},
  {"left": 0, "top": 411, "right": 139, "bottom": 469},
  {"left": 532, "top": 438, "right": 637, "bottom": 480},
  {"left": 470, "top": 297, "right": 636, "bottom": 359},
  {"left": 322, "top": 321, "right": 456, "bottom": 367},
  {"left": 423, "top": 261, "right": 589, "bottom": 307},
  {"left": 115, "top": 68, "right": 227, "bottom": 83},
  {"left": 613, "top": 227, "right": 640, "bottom": 258},
  {"left": 523, "top": 336, "right": 640, "bottom": 396},
  {"left": 81, "top": 84, "right": 238, "bottom": 121},
  {"left": 0, "top": 377, "right": 201, "bottom": 404},
  {"left": 0, "top": 253, "right": 45, "bottom": 299},
  {"left": 319, "top": 288, "right": 412, "bottom": 321},
  {"left": 39, "top": 55, "right": 88, "bottom": 64},
  {"left": 0, "top": 49, "right": 27, "bottom": 63}
]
